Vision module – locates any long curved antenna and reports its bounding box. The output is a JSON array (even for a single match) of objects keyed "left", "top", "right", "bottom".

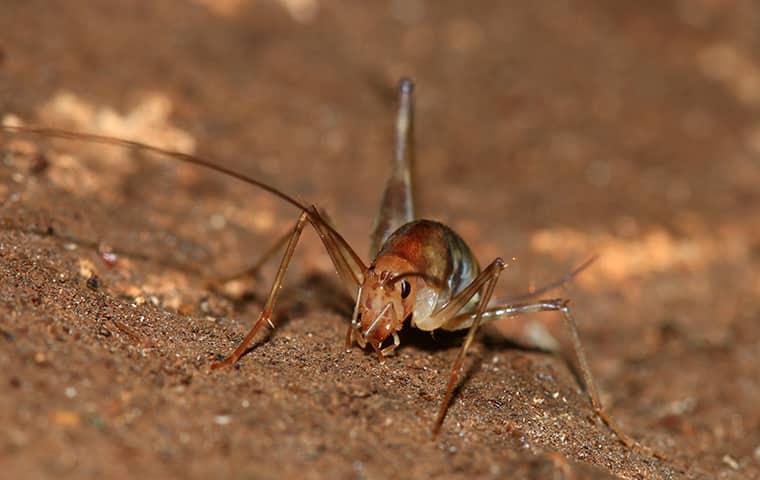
[
  {"left": 1, "top": 125, "right": 309, "bottom": 212},
  {"left": 1, "top": 123, "right": 367, "bottom": 280},
  {"left": 493, "top": 254, "right": 598, "bottom": 304}
]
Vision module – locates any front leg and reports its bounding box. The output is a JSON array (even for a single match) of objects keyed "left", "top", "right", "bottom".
[
  {"left": 426, "top": 257, "right": 507, "bottom": 435},
  {"left": 211, "top": 211, "right": 310, "bottom": 369},
  {"left": 211, "top": 208, "right": 367, "bottom": 369}
]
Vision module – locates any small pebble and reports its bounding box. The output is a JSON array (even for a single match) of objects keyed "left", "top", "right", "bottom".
[
  {"left": 214, "top": 415, "right": 231, "bottom": 426},
  {"left": 722, "top": 454, "right": 740, "bottom": 471},
  {"left": 101, "top": 251, "right": 118, "bottom": 267},
  {"left": 86, "top": 274, "right": 100, "bottom": 290},
  {"left": 51, "top": 410, "right": 81, "bottom": 427},
  {"left": 209, "top": 213, "right": 226, "bottom": 230},
  {"left": 1, "top": 328, "right": 14, "bottom": 342}
]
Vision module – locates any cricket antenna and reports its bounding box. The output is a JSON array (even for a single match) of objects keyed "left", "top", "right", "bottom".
[{"left": 0, "top": 124, "right": 310, "bottom": 213}]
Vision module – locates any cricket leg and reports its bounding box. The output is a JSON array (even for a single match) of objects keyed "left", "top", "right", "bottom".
[
  {"left": 308, "top": 206, "right": 366, "bottom": 291},
  {"left": 307, "top": 206, "right": 369, "bottom": 348},
  {"left": 205, "top": 225, "right": 294, "bottom": 292},
  {"left": 557, "top": 304, "right": 668, "bottom": 461},
  {"left": 211, "top": 212, "right": 309, "bottom": 369},
  {"left": 427, "top": 257, "right": 508, "bottom": 435},
  {"left": 369, "top": 78, "right": 415, "bottom": 257},
  {"left": 445, "top": 300, "right": 669, "bottom": 461},
  {"left": 211, "top": 207, "right": 368, "bottom": 369},
  {"left": 207, "top": 206, "right": 346, "bottom": 290}
]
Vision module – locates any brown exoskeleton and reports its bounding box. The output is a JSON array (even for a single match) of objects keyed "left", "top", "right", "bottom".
[{"left": 1, "top": 79, "right": 654, "bottom": 455}]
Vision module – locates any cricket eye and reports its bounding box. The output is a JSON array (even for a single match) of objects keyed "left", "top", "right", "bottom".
[{"left": 400, "top": 279, "right": 411, "bottom": 299}]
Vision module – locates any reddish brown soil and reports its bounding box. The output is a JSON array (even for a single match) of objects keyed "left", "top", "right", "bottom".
[{"left": 2, "top": 1, "right": 759, "bottom": 479}]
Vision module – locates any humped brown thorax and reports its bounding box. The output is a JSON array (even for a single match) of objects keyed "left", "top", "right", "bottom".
[{"left": 375, "top": 220, "right": 481, "bottom": 327}]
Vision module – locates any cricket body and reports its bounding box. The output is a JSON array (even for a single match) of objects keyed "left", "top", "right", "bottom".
[
  {"left": 208, "top": 78, "right": 640, "bottom": 445},
  {"left": 0, "top": 79, "right": 654, "bottom": 456},
  {"left": 349, "top": 80, "right": 486, "bottom": 359}
]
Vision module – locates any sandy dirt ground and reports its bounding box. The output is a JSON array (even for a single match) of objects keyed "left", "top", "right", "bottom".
[{"left": 2, "top": 1, "right": 760, "bottom": 479}]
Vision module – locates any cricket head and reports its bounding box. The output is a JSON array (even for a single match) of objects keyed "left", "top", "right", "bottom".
[{"left": 349, "top": 254, "right": 418, "bottom": 357}]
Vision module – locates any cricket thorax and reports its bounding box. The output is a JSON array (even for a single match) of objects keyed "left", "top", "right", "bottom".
[{"left": 375, "top": 220, "right": 481, "bottom": 331}]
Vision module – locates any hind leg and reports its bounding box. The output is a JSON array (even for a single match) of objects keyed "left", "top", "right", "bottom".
[{"left": 445, "top": 299, "right": 668, "bottom": 461}]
